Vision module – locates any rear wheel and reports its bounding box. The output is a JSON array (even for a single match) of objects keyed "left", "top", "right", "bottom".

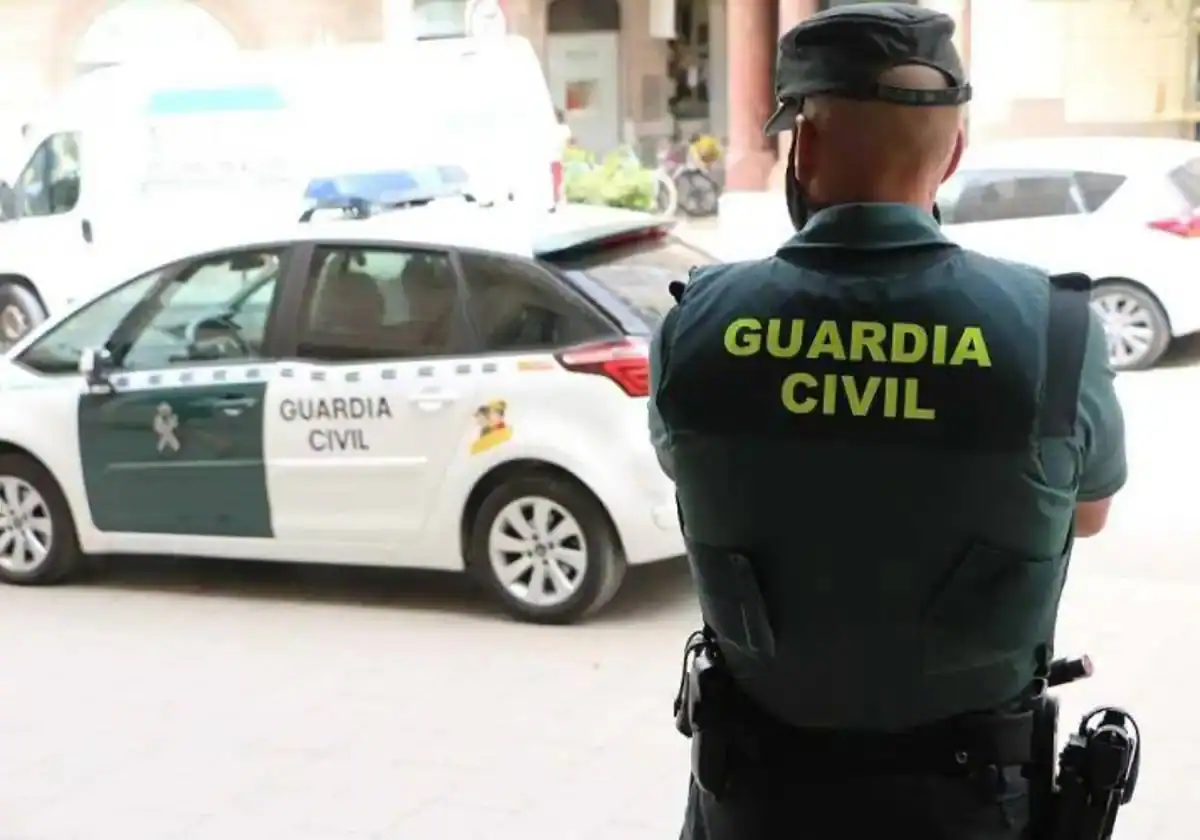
[
  {"left": 469, "top": 473, "right": 626, "bottom": 624},
  {"left": 0, "top": 453, "right": 80, "bottom": 586},
  {"left": 676, "top": 169, "right": 719, "bottom": 218},
  {"left": 1091, "top": 280, "right": 1170, "bottom": 371}
]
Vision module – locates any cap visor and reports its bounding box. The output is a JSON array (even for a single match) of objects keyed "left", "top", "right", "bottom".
[{"left": 763, "top": 101, "right": 798, "bottom": 136}]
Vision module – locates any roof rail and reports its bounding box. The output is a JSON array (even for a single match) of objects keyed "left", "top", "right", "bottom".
[
  {"left": 298, "top": 190, "right": 489, "bottom": 223},
  {"left": 298, "top": 196, "right": 372, "bottom": 223}
]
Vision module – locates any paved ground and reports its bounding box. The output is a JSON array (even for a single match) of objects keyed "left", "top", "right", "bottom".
[{"left": 3, "top": 235, "right": 1198, "bottom": 837}]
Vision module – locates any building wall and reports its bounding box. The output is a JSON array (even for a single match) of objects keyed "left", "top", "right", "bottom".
[
  {"left": 617, "top": 0, "right": 674, "bottom": 151},
  {"left": 720, "top": 0, "right": 1199, "bottom": 194},
  {"left": 930, "top": 0, "right": 1196, "bottom": 143},
  {"left": 0, "top": 0, "right": 681, "bottom": 159},
  {"left": 0, "top": 0, "right": 383, "bottom": 140}
]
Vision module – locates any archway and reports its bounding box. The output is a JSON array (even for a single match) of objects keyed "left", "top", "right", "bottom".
[
  {"left": 546, "top": 0, "right": 622, "bottom": 153},
  {"left": 74, "top": 0, "right": 238, "bottom": 75}
]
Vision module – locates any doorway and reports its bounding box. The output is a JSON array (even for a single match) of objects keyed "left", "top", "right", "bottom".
[{"left": 546, "top": 0, "right": 621, "bottom": 154}]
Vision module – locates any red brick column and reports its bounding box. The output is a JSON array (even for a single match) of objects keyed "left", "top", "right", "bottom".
[
  {"left": 768, "top": 0, "right": 819, "bottom": 189},
  {"left": 723, "top": 0, "right": 777, "bottom": 193}
]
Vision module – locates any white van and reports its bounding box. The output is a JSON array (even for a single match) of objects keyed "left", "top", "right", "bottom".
[{"left": 0, "top": 35, "right": 564, "bottom": 345}]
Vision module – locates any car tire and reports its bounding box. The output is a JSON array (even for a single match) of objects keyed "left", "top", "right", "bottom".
[
  {"left": 1091, "top": 279, "right": 1170, "bottom": 371},
  {"left": 0, "top": 452, "right": 80, "bottom": 586},
  {"left": 469, "top": 473, "right": 627, "bottom": 624},
  {"left": 0, "top": 281, "right": 44, "bottom": 349}
]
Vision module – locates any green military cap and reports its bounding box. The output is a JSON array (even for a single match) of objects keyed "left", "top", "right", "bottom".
[{"left": 764, "top": 2, "right": 972, "bottom": 136}]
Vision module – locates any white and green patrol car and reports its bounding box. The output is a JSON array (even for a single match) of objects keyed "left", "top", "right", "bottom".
[{"left": 0, "top": 202, "right": 709, "bottom": 623}]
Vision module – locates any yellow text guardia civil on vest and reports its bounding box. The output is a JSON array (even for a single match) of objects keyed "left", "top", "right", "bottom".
[{"left": 723, "top": 318, "right": 992, "bottom": 420}]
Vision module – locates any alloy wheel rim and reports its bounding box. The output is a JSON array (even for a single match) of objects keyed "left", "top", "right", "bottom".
[
  {"left": 0, "top": 476, "right": 53, "bottom": 573},
  {"left": 487, "top": 496, "right": 588, "bottom": 608},
  {"left": 1092, "top": 293, "right": 1156, "bottom": 368}
]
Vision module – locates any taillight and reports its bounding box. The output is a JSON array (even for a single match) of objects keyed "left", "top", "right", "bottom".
[
  {"left": 550, "top": 160, "right": 564, "bottom": 205},
  {"left": 555, "top": 338, "right": 650, "bottom": 397},
  {"left": 596, "top": 226, "right": 670, "bottom": 249},
  {"left": 1149, "top": 213, "right": 1200, "bottom": 237}
]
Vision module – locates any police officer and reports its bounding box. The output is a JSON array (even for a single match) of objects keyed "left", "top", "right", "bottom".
[{"left": 649, "top": 4, "right": 1127, "bottom": 839}]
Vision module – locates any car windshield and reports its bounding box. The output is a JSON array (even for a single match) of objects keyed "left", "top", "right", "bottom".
[{"left": 551, "top": 234, "right": 717, "bottom": 326}]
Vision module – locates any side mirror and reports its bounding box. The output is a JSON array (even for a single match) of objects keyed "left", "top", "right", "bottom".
[
  {"left": 79, "top": 347, "right": 114, "bottom": 392},
  {"left": 0, "top": 181, "right": 15, "bottom": 220}
]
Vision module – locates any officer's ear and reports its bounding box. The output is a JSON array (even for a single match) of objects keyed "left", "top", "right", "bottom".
[
  {"left": 794, "top": 115, "right": 818, "bottom": 186},
  {"left": 940, "top": 127, "right": 966, "bottom": 184}
]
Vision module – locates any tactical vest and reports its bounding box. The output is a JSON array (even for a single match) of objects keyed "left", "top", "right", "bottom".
[{"left": 659, "top": 244, "right": 1093, "bottom": 731}]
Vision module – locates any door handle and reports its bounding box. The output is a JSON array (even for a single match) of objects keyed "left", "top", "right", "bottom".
[
  {"left": 81, "top": 219, "right": 93, "bottom": 243},
  {"left": 208, "top": 394, "right": 257, "bottom": 416},
  {"left": 410, "top": 389, "right": 459, "bottom": 411}
]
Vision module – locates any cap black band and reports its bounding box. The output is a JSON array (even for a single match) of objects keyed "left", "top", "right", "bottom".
[{"left": 873, "top": 83, "right": 972, "bottom": 106}]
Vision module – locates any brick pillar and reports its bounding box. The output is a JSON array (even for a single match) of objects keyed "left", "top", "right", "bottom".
[
  {"left": 768, "top": 0, "right": 819, "bottom": 189},
  {"left": 722, "top": 0, "right": 776, "bottom": 194}
]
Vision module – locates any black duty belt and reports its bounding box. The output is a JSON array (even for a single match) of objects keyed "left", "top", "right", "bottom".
[{"left": 730, "top": 696, "right": 1035, "bottom": 779}]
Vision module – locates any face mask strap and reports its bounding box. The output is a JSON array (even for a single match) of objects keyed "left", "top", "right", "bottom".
[{"left": 785, "top": 129, "right": 807, "bottom": 232}]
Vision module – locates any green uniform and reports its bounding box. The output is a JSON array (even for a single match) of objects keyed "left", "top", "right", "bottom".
[
  {"left": 651, "top": 202, "right": 1126, "bottom": 731},
  {"left": 662, "top": 6, "right": 1127, "bottom": 839}
]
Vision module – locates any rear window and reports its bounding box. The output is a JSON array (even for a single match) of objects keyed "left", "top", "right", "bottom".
[
  {"left": 551, "top": 235, "right": 717, "bottom": 325},
  {"left": 1168, "top": 157, "right": 1200, "bottom": 208}
]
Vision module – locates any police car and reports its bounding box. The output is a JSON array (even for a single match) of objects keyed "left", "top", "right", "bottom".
[{"left": 0, "top": 201, "right": 704, "bottom": 623}]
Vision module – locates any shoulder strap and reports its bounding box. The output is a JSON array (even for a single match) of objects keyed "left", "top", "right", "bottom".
[{"left": 1039, "top": 273, "right": 1094, "bottom": 438}]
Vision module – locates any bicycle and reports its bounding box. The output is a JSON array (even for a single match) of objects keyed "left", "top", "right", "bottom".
[{"left": 655, "top": 136, "right": 724, "bottom": 218}]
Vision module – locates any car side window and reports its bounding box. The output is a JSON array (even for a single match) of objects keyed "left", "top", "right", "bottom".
[
  {"left": 297, "top": 245, "right": 464, "bottom": 361},
  {"left": 14, "top": 268, "right": 166, "bottom": 374},
  {"left": 458, "top": 251, "right": 600, "bottom": 351},
  {"left": 15, "top": 132, "right": 81, "bottom": 218},
  {"left": 112, "top": 248, "right": 284, "bottom": 370},
  {"left": 945, "top": 171, "right": 1082, "bottom": 224}
]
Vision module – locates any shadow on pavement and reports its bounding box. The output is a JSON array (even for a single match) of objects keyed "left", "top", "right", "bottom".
[
  {"left": 1160, "top": 332, "right": 1200, "bottom": 368},
  {"left": 74, "top": 553, "right": 697, "bottom": 624}
]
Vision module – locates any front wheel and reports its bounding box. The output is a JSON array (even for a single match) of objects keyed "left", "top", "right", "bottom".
[
  {"left": 1091, "top": 280, "right": 1170, "bottom": 371},
  {"left": 653, "top": 169, "right": 679, "bottom": 217},
  {"left": 0, "top": 453, "right": 80, "bottom": 586},
  {"left": 469, "top": 473, "right": 626, "bottom": 624}
]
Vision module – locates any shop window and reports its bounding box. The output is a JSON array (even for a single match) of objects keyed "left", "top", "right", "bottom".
[
  {"left": 669, "top": 0, "right": 710, "bottom": 123},
  {"left": 565, "top": 80, "right": 599, "bottom": 113}
]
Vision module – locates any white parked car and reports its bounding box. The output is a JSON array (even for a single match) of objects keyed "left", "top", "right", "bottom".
[
  {"left": 0, "top": 202, "right": 699, "bottom": 623},
  {"left": 937, "top": 136, "right": 1200, "bottom": 370},
  {"left": 717, "top": 135, "right": 1200, "bottom": 371}
]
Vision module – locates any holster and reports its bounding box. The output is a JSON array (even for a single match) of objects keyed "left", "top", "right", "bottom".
[
  {"left": 676, "top": 641, "right": 739, "bottom": 800},
  {"left": 1027, "top": 680, "right": 1060, "bottom": 839}
]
